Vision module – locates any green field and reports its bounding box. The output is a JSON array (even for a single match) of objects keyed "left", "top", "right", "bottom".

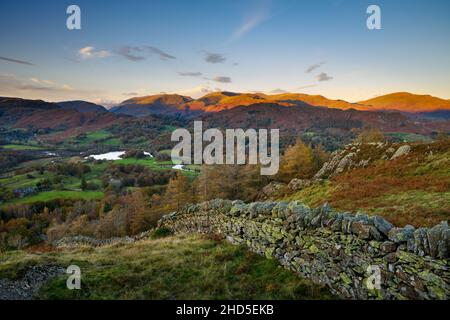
[
  {"left": 385, "top": 132, "right": 432, "bottom": 142},
  {"left": 0, "top": 233, "right": 333, "bottom": 300},
  {"left": 0, "top": 161, "right": 108, "bottom": 205},
  {"left": 1, "top": 144, "right": 44, "bottom": 150},
  {"left": 0, "top": 153, "right": 198, "bottom": 206},
  {"left": 9, "top": 190, "right": 104, "bottom": 204},
  {"left": 69, "top": 130, "right": 121, "bottom": 147},
  {"left": 116, "top": 157, "right": 200, "bottom": 177},
  {"left": 115, "top": 157, "right": 171, "bottom": 170}
]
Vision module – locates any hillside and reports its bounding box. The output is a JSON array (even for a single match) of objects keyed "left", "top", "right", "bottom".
[
  {"left": 1, "top": 93, "right": 449, "bottom": 148},
  {"left": 201, "top": 103, "right": 449, "bottom": 136},
  {"left": 275, "top": 139, "right": 450, "bottom": 227},
  {"left": 111, "top": 94, "right": 196, "bottom": 116},
  {"left": 266, "top": 93, "right": 365, "bottom": 110},
  {"left": 0, "top": 97, "right": 124, "bottom": 141},
  {"left": 0, "top": 233, "right": 332, "bottom": 300},
  {"left": 109, "top": 91, "right": 450, "bottom": 120},
  {"left": 358, "top": 92, "right": 450, "bottom": 113},
  {"left": 56, "top": 101, "right": 107, "bottom": 113}
]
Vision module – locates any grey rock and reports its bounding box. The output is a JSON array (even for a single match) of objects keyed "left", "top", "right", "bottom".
[
  {"left": 390, "top": 145, "right": 411, "bottom": 160},
  {"left": 373, "top": 216, "right": 393, "bottom": 237}
]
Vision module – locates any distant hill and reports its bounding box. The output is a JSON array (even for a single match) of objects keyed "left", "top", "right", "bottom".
[
  {"left": 358, "top": 92, "right": 450, "bottom": 113},
  {"left": 0, "top": 97, "right": 58, "bottom": 110},
  {"left": 266, "top": 93, "right": 365, "bottom": 110},
  {"left": 0, "top": 97, "right": 123, "bottom": 140},
  {"left": 2, "top": 92, "right": 449, "bottom": 143},
  {"left": 111, "top": 94, "right": 196, "bottom": 116},
  {"left": 107, "top": 91, "right": 450, "bottom": 120},
  {"left": 201, "top": 102, "right": 445, "bottom": 134},
  {"left": 417, "top": 110, "right": 450, "bottom": 120},
  {"left": 57, "top": 100, "right": 107, "bottom": 113}
]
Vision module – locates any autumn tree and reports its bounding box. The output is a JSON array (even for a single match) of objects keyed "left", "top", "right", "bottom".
[
  {"left": 355, "top": 128, "right": 385, "bottom": 144},
  {"left": 162, "top": 172, "right": 193, "bottom": 212},
  {"left": 126, "top": 190, "right": 150, "bottom": 235},
  {"left": 194, "top": 164, "right": 269, "bottom": 202},
  {"left": 277, "top": 139, "right": 315, "bottom": 182}
]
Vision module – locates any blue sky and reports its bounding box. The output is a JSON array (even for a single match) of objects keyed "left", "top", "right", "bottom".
[{"left": 0, "top": 0, "right": 449, "bottom": 104}]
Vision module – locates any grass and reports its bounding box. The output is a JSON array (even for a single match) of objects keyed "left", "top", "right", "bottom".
[
  {"left": 68, "top": 130, "right": 121, "bottom": 147},
  {"left": 115, "top": 157, "right": 172, "bottom": 170},
  {"left": 0, "top": 163, "right": 108, "bottom": 191},
  {"left": 9, "top": 191, "right": 104, "bottom": 204},
  {"left": 385, "top": 132, "right": 432, "bottom": 143},
  {"left": 1, "top": 144, "right": 44, "bottom": 150},
  {"left": 0, "top": 234, "right": 333, "bottom": 300},
  {"left": 0, "top": 172, "right": 49, "bottom": 189},
  {"left": 116, "top": 157, "right": 199, "bottom": 177}
]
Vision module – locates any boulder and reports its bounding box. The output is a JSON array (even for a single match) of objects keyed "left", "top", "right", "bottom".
[
  {"left": 287, "top": 178, "right": 313, "bottom": 191},
  {"left": 388, "top": 226, "right": 415, "bottom": 244},
  {"left": 259, "top": 182, "right": 286, "bottom": 199},
  {"left": 373, "top": 216, "right": 393, "bottom": 237},
  {"left": 390, "top": 145, "right": 411, "bottom": 160}
]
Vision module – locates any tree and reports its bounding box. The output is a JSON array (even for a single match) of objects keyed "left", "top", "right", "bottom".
[
  {"left": 80, "top": 177, "right": 87, "bottom": 191},
  {"left": 127, "top": 190, "right": 149, "bottom": 235},
  {"left": 277, "top": 139, "right": 315, "bottom": 182},
  {"left": 355, "top": 128, "right": 385, "bottom": 144},
  {"left": 162, "top": 172, "right": 192, "bottom": 212}
]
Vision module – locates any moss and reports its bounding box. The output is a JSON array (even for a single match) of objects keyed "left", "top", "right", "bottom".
[{"left": 339, "top": 272, "right": 352, "bottom": 285}]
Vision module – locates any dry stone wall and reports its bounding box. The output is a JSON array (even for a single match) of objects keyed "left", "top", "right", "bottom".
[{"left": 158, "top": 199, "right": 449, "bottom": 300}]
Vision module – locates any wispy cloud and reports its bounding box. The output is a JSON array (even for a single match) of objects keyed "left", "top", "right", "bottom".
[
  {"left": 117, "top": 46, "right": 145, "bottom": 61},
  {"left": 146, "top": 46, "right": 176, "bottom": 60},
  {"left": 317, "top": 73, "right": 333, "bottom": 82},
  {"left": 211, "top": 76, "right": 232, "bottom": 83},
  {"left": 204, "top": 52, "right": 226, "bottom": 64},
  {"left": 78, "top": 47, "right": 111, "bottom": 59},
  {"left": 122, "top": 92, "right": 139, "bottom": 96},
  {"left": 117, "top": 46, "right": 176, "bottom": 61},
  {"left": 0, "top": 56, "right": 34, "bottom": 66},
  {"left": 0, "top": 74, "right": 101, "bottom": 99},
  {"left": 306, "top": 62, "right": 325, "bottom": 73},
  {"left": 178, "top": 71, "right": 202, "bottom": 77},
  {"left": 30, "top": 78, "right": 60, "bottom": 87},
  {"left": 230, "top": 1, "right": 271, "bottom": 42},
  {"left": 297, "top": 84, "right": 318, "bottom": 90}
]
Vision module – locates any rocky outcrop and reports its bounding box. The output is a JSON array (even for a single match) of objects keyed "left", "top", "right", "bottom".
[
  {"left": 159, "top": 200, "right": 450, "bottom": 300},
  {"left": 287, "top": 179, "right": 314, "bottom": 192},
  {"left": 258, "top": 181, "right": 287, "bottom": 200},
  {"left": 390, "top": 145, "right": 411, "bottom": 160},
  {"left": 0, "top": 266, "right": 64, "bottom": 300},
  {"left": 314, "top": 142, "right": 401, "bottom": 179}
]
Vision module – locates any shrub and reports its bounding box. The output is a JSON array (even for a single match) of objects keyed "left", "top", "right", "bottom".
[{"left": 150, "top": 227, "right": 173, "bottom": 239}]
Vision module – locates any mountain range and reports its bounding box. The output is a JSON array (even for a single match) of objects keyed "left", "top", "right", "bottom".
[
  {"left": 1, "top": 92, "right": 449, "bottom": 142},
  {"left": 110, "top": 91, "right": 450, "bottom": 119}
]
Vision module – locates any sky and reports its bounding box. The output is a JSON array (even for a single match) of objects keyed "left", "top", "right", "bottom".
[{"left": 0, "top": 0, "right": 449, "bottom": 105}]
